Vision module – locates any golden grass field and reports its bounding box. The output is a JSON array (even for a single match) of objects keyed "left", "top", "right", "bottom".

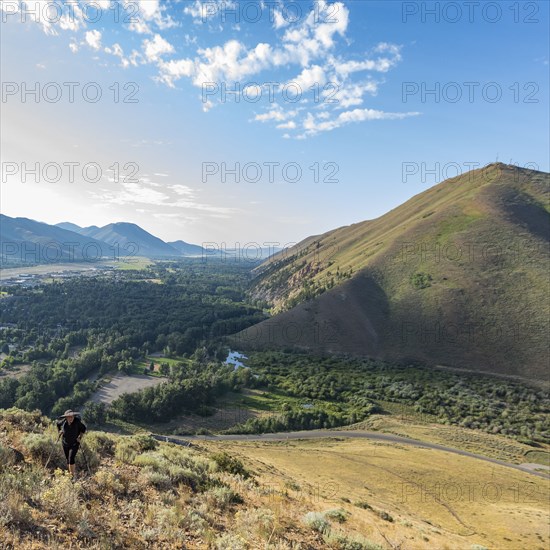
[{"left": 201, "top": 436, "right": 550, "bottom": 550}]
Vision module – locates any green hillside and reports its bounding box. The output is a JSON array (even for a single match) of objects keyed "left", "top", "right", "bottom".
[{"left": 240, "top": 164, "right": 550, "bottom": 379}]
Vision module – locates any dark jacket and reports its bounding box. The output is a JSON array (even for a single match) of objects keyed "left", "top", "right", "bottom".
[{"left": 57, "top": 416, "right": 87, "bottom": 446}]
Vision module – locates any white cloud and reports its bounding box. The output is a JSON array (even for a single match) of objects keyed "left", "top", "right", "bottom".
[
  {"left": 143, "top": 34, "right": 174, "bottom": 62},
  {"left": 340, "top": 108, "right": 419, "bottom": 122},
  {"left": 90, "top": 181, "right": 169, "bottom": 207},
  {"left": 128, "top": 19, "right": 152, "bottom": 34},
  {"left": 170, "top": 184, "right": 196, "bottom": 197},
  {"left": 157, "top": 58, "right": 195, "bottom": 87},
  {"left": 9, "top": 0, "right": 414, "bottom": 139},
  {"left": 335, "top": 46, "right": 402, "bottom": 78},
  {"left": 313, "top": 2, "right": 349, "bottom": 48},
  {"left": 82, "top": 0, "right": 110, "bottom": 8},
  {"left": 138, "top": 0, "right": 160, "bottom": 20},
  {"left": 157, "top": 2, "right": 352, "bottom": 93},
  {"left": 300, "top": 108, "right": 421, "bottom": 137},
  {"left": 20, "top": 0, "right": 57, "bottom": 35},
  {"left": 330, "top": 81, "right": 380, "bottom": 108},
  {"left": 272, "top": 9, "right": 289, "bottom": 29},
  {"left": 85, "top": 30, "right": 102, "bottom": 51},
  {"left": 202, "top": 99, "right": 214, "bottom": 112},
  {"left": 183, "top": 0, "right": 235, "bottom": 21},
  {"left": 290, "top": 65, "right": 327, "bottom": 91},
  {"left": 254, "top": 109, "right": 288, "bottom": 122},
  {"left": 105, "top": 43, "right": 130, "bottom": 68},
  {"left": 59, "top": 3, "right": 85, "bottom": 31},
  {"left": 90, "top": 175, "right": 234, "bottom": 216},
  {"left": 125, "top": 0, "right": 176, "bottom": 33}
]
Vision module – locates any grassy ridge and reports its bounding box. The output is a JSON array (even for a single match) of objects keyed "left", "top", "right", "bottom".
[{"left": 242, "top": 164, "right": 550, "bottom": 378}]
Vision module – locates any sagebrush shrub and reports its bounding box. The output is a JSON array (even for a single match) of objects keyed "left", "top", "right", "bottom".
[
  {"left": 41, "top": 469, "right": 83, "bottom": 523},
  {"left": 85, "top": 432, "right": 115, "bottom": 457},
  {"left": 303, "top": 511, "right": 331, "bottom": 534},
  {"left": 0, "top": 492, "right": 34, "bottom": 529},
  {"left": 205, "top": 486, "right": 243, "bottom": 510},
  {"left": 23, "top": 433, "right": 65, "bottom": 469},
  {"left": 324, "top": 508, "right": 350, "bottom": 523},
  {"left": 0, "top": 443, "right": 15, "bottom": 470},
  {"left": 211, "top": 452, "right": 251, "bottom": 479},
  {"left": 214, "top": 532, "right": 248, "bottom": 550},
  {"left": 93, "top": 470, "right": 125, "bottom": 494}
]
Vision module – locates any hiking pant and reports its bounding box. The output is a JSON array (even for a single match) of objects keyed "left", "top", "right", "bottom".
[{"left": 62, "top": 442, "right": 80, "bottom": 465}]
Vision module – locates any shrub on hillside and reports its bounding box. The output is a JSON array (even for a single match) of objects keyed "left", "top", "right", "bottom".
[
  {"left": 410, "top": 272, "right": 432, "bottom": 289},
  {"left": 93, "top": 470, "right": 125, "bottom": 495},
  {"left": 85, "top": 431, "right": 116, "bottom": 457},
  {"left": 161, "top": 446, "right": 213, "bottom": 475},
  {"left": 214, "top": 532, "right": 248, "bottom": 550},
  {"left": 133, "top": 434, "right": 159, "bottom": 452},
  {"left": 303, "top": 511, "right": 331, "bottom": 534},
  {"left": 76, "top": 441, "right": 100, "bottom": 472},
  {"left": 354, "top": 501, "right": 372, "bottom": 510},
  {"left": 115, "top": 434, "right": 158, "bottom": 463},
  {"left": 375, "top": 509, "right": 393, "bottom": 522},
  {"left": 0, "top": 407, "right": 44, "bottom": 431},
  {"left": 0, "top": 467, "right": 40, "bottom": 533},
  {"left": 0, "top": 443, "right": 15, "bottom": 470},
  {"left": 134, "top": 449, "right": 210, "bottom": 491},
  {"left": 204, "top": 485, "right": 243, "bottom": 510},
  {"left": 234, "top": 508, "right": 275, "bottom": 541},
  {"left": 0, "top": 492, "right": 34, "bottom": 530},
  {"left": 0, "top": 464, "right": 44, "bottom": 504},
  {"left": 323, "top": 531, "right": 384, "bottom": 550},
  {"left": 211, "top": 451, "right": 251, "bottom": 479},
  {"left": 23, "top": 433, "right": 65, "bottom": 469},
  {"left": 41, "top": 469, "right": 82, "bottom": 523},
  {"left": 82, "top": 401, "right": 107, "bottom": 427},
  {"left": 324, "top": 508, "right": 350, "bottom": 523},
  {"left": 141, "top": 470, "right": 171, "bottom": 490}
]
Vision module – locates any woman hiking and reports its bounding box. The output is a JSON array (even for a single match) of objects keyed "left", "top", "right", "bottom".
[{"left": 56, "top": 409, "right": 87, "bottom": 478}]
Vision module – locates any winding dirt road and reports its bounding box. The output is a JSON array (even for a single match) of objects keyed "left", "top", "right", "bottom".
[{"left": 152, "top": 429, "right": 550, "bottom": 480}]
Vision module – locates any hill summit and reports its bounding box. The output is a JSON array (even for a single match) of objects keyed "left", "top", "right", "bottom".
[{"left": 239, "top": 163, "right": 550, "bottom": 379}]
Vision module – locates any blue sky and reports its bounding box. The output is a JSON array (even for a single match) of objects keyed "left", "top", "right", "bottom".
[{"left": 1, "top": 0, "right": 548, "bottom": 246}]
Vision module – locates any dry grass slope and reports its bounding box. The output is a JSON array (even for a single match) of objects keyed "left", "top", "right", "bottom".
[{"left": 1, "top": 407, "right": 548, "bottom": 549}]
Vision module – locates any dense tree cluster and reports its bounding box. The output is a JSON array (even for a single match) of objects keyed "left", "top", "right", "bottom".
[
  {"left": 246, "top": 352, "right": 550, "bottom": 444},
  {"left": 225, "top": 405, "right": 377, "bottom": 434},
  {"left": 109, "top": 361, "right": 239, "bottom": 423}
]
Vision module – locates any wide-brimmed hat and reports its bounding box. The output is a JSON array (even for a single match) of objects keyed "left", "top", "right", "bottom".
[{"left": 60, "top": 409, "right": 80, "bottom": 418}]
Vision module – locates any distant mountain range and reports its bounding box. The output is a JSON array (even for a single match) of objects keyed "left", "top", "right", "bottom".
[
  {"left": 0, "top": 217, "right": 283, "bottom": 265},
  {"left": 0, "top": 215, "right": 118, "bottom": 263},
  {"left": 57, "top": 221, "right": 182, "bottom": 258},
  {"left": 167, "top": 239, "right": 208, "bottom": 256},
  {"left": 0, "top": 216, "right": 210, "bottom": 263},
  {"left": 237, "top": 163, "right": 550, "bottom": 380}
]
